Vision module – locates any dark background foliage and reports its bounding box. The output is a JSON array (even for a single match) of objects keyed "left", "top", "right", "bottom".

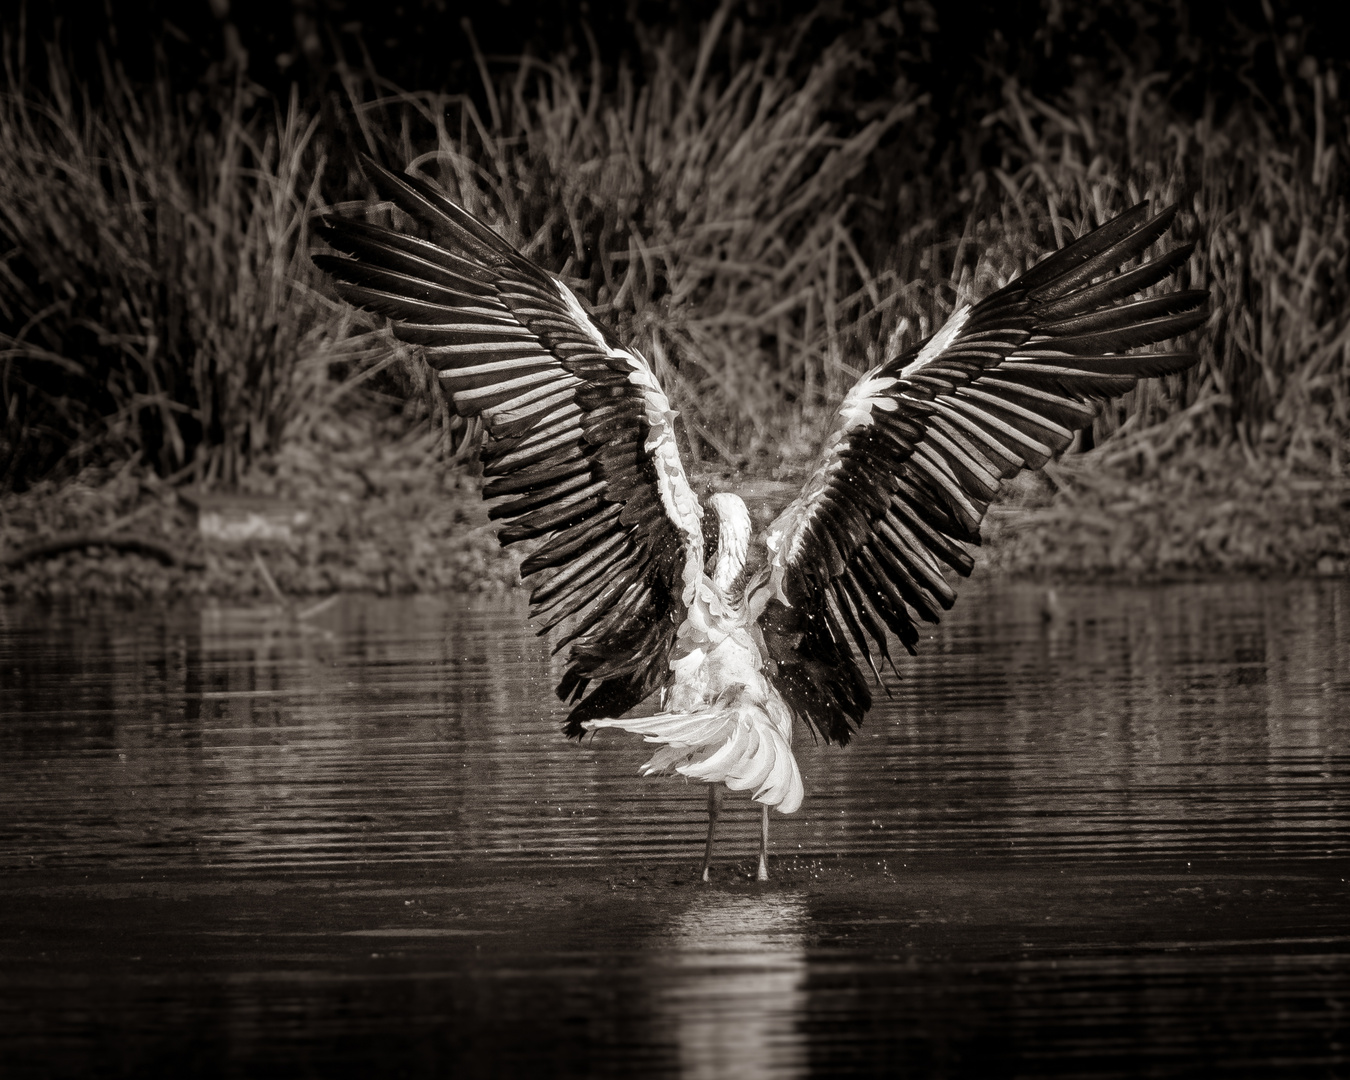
[
  {"left": 22, "top": 1, "right": 1350, "bottom": 107},
  {"left": 1, "top": 0, "right": 1346, "bottom": 491},
  {"left": 19, "top": 2, "right": 1349, "bottom": 199}
]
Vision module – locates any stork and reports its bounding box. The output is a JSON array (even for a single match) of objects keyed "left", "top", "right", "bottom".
[{"left": 315, "top": 160, "right": 1207, "bottom": 882}]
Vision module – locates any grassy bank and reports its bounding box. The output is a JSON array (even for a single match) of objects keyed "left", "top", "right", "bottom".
[
  {"left": 1, "top": 5, "right": 1347, "bottom": 602},
  {"left": 0, "top": 424, "right": 519, "bottom": 603},
  {"left": 4, "top": 435, "right": 1345, "bottom": 604}
]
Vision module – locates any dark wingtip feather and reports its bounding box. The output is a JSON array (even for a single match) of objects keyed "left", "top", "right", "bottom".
[
  {"left": 357, "top": 154, "right": 527, "bottom": 268},
  {"left": 1031, "top": 206, "right": 1180, "bottom": 304},
  {"left": 1013, "top": 202, "right": 1152, "bottom": 292},
  {"left": 1015, "top": 203, "right": 1182, "bottom": 304}
]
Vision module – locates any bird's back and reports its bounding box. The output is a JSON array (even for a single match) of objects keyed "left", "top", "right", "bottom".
[{"left": 586, "top": 559, "right": 805, "bottom": 812}]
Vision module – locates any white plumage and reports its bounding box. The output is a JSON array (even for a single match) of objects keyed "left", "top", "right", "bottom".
[
  {"left": 590, "top": 493, "right": 803, "bottom": 805},
  {"left": 316, "top": 158, "right": 1207, "bottom": 880}
]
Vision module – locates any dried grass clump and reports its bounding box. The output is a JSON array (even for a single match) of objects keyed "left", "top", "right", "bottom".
[
  {"left": 3, "top": 1, "right": 1346, "bottom": 585},
  {"left": 950, "top": 65, "right": 1349, "bottom": 476},
  {"left": 331, "top": 2, "right": 919, "bottom": 471},
  {"left": 0, "top": 41, "right": 391, "bottom": 491},
  {"left": 332, "top": 5, "right": 1347, "bottom": 489}
]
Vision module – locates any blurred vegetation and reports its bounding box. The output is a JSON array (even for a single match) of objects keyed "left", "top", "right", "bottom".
[
  {"left": 0, "top": 37, "right": 404, "bottom": 489},
  {"left": 1, "top": 0, "right": 1347, "bottom": 596}
]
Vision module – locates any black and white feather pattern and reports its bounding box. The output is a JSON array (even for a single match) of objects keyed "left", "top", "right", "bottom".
[
  {"left": 314, "top": 160, "right": 706, "bottom": 735},
  {"left": 754, "top": 203, "right": 1208, "bottom": 744}
]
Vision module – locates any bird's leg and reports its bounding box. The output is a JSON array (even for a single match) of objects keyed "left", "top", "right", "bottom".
[
  {"left": 757, "top": 803, "right": 770, "bottom": 882},
  {"left": 701, "top": 784, "right": 723, "bottom": 883}
]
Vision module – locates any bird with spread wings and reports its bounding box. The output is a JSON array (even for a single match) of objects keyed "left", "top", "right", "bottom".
[{"left": 314, "top": 159, "right": 1208, "bottom": 881}]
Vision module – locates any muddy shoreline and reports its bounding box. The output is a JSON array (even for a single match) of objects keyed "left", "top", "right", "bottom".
[{"left": 2, "top": 435, "right": 1346, "bottom": 603}]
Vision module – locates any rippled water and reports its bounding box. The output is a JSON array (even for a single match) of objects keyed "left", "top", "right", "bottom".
[{"left": 2, "top": 579, "right": 1348, "bottom": 1077}]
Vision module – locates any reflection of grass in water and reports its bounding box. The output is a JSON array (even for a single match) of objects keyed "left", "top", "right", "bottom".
[{"left": 0, "top": 10, "right": 1345, "bottom": 593}]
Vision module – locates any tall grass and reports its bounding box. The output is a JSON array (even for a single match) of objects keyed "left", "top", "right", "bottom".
[
  {"left": 332, "top": 6, "right": 922, "bottom": 469},
  {"left": 332, "top": 4, "right": 1348, "bottom": 479},
  {"left": 0, "top": 40, "right": 385, "bottom": 490},
  {"left": 967, "top": 65, "right": 1349, "bottom": 475},
  {"left": 3, "top": 4, "right": 1346, "bottom": 497}
]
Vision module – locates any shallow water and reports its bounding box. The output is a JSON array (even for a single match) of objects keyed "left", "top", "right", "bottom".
[{"left": 1, "top": 578, "right": 1347, "bottom": 1077}]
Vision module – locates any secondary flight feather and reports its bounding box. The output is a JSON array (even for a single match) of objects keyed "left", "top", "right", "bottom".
[{"left": 315, "top": 158, "right": 1207, "bottom": 880}]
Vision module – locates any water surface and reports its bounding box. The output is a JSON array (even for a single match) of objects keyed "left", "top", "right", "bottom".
[{"left": 2, "top": 578, "right": 1347, "bottom": 1076}]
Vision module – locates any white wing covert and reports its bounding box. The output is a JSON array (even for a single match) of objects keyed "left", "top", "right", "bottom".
[{"left": 315, "top": 160, "right": 705, "bottom": 735}]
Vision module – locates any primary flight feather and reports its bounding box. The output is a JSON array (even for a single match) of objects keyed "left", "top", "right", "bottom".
[{"left": 315, "top": 159, "right": 1207, "bottom": 881}]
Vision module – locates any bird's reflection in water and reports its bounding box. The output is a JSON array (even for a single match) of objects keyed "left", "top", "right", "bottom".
[{"left": 650, "top": 891, "right": 808, "bottom": 1080}]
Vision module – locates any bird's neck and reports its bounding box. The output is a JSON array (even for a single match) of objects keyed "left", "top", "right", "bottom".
[
  {"left": 712, "top": 541, "right": 748, "bottom": 600},
  {"left": 707, "top": 491, "right": 752, "bottom": 606}
]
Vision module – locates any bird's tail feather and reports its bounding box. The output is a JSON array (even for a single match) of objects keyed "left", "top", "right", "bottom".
[{"left": 585, "top": 700, "right": 804, "bottom": 813}]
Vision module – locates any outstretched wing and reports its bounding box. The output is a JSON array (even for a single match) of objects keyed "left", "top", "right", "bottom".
[
  {"left": 753, "top": 203, "right": 1208, "bottom": 744},
  {"left": 314, "top": 160, "right": 705, "bottom": 735}
]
